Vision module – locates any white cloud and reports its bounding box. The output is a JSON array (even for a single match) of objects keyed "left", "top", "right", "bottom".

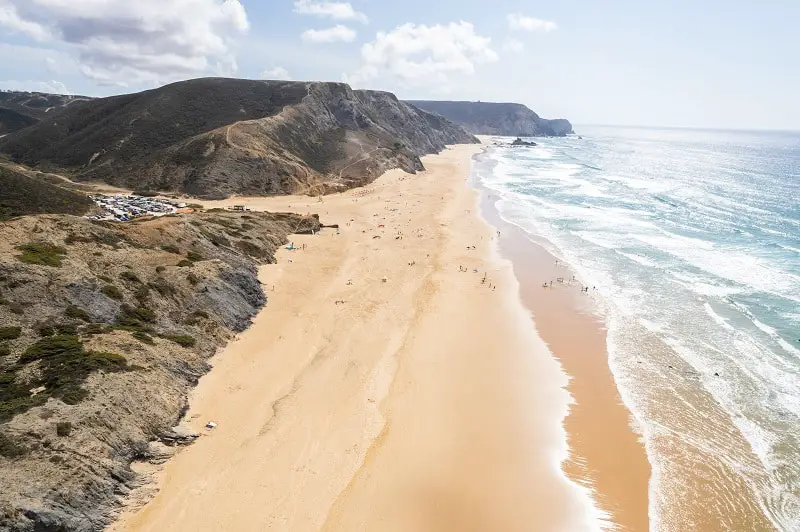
[
  {"left": 503, "top": 39, "right": 525, "bottom": 53},
  {"left": 0, "top": 79, "right": 71, "bottom": 95},
  {"left": 0, "top": 0, "right": 249, "bottom": 86},
  {"left": 508, "top": 14, "right": 558, "bottom": 32},
  {"left": 261, "top": 66, "right": 293, "bottom": 80},
  {"left": 293, "top": 1, "right": 368, "bottom": 24},
  {"left": 0, "top": 3, "right": 49, "bottom": 40},
  {"left": 302, "top": 25, "right": 356, "bottom": 43},
  {"left": 348, "top": 22, "right": 497, "bottom": 89}
]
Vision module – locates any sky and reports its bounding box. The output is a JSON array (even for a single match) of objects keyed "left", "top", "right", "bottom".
[{"left": 0, "top": 0, "right": 798, "bottom": 130}]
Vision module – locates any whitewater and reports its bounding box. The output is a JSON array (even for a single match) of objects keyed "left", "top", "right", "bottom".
[{"left": 474, "top": 126, "right": 799, "bottom": 530}]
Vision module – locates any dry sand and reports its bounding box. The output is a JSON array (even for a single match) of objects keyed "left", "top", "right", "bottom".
[{"left": 112, "top": 145, "right": 601, "bottom": 532}]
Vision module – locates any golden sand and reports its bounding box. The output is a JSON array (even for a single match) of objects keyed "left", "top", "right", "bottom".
[{"left": 112, "top": 145, "right": 601, "bottom": 531}]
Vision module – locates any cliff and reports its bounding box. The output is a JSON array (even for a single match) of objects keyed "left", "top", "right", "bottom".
[
  {"left": 0, "top": 208, "right": 320, "bottom": 531},
  {"left": 0, "top": 79, "right": 477, "bottom": 199},
  {"left": 406, "top": 100, "right": 574, "bottom": 137}
]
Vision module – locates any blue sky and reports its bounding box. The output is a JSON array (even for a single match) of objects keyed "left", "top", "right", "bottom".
[{"left": 1, "top": 0, "right": 798, "bottom": 130}]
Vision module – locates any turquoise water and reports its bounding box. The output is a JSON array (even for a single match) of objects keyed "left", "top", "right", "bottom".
[{"left": 474, "top": 127, "right": 799, "bottom": 530}]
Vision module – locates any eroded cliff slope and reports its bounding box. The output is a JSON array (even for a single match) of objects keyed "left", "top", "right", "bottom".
[
  {"left": 0, "top": 209, "right": 319, "bottom": 531},
  {"left": 0, "top": 79, "right": 477, "bottom": 199}
]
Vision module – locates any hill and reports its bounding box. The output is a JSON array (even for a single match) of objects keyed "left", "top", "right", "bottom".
[
  {"left": 0, "top": 91, "right": 89, "bottom": 135},
  {"left": 0, "top": 166, "right": 94, "bottom": 221},
  {"left": 0, "top": 209, "right": 319, "bottom": 531},
  {"left": 0, "top": 109, "right": 38, "bottom": 136},
  {"left": 0, "top": 79, "right": 477, "bottom": 198},
  {"left": 406, "top": 100, "right": 574, "bottom": 137}
]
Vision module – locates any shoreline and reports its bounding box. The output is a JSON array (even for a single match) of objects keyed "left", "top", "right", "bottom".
[
  {"left": 111, "top": 144, "right": 603, "bottom": 531},
  {"left": 472, "top": 167, "right": 652, "bottom": 530}
]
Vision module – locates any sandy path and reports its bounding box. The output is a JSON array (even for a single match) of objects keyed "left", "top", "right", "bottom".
[{"left": 112, "top": 145, "right": 597, "bottom": 531}]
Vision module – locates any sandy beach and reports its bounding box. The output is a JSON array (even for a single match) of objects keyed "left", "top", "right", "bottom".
[
  {"left": 478, "top": 194, "right": 652, "bottom": 531},
  {"left": 112, "top": 144, "right": 601, "bottom": 531}
]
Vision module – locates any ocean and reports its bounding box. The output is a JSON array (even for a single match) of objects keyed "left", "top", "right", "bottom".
[{"left": 473, "top": 126, "right": 800, "bottom": 530}]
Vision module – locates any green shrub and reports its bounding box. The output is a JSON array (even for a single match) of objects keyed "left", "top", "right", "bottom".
[
  {"left": 9, "top": 303, "right": 24, "bottom": 315},
  {"left": 134, "top": 285, "right": 150, "bottom": 303},
  {"left": 99, "top": 275, "right": 112, "bottom": 283},
  {"left": 8, "top": 335, "right": 129, "bottom": 413},
  {"left": 101, "top": 284, "right": 123, "bottom": 300},
  {"left": 187, "top": 273, "right": 200, "bottom": 285},
  {"left": 59, "top": 387, "right": 88, "bottom": 405},
  {"left": 0, "top": 344, "right": 9, "bottom": 357},
  {"left": 15, "top": 242, "right": 67, "bottom": 267},
  {"left": 38, "top": 325, "right": 55, "bottom": 337},
  {"left": 132, "top": 331, "right": 155, "bottom": 345},
  {"left": 148, "top": 278, "right": 175, "bottom": 297},
  {"left": 65, "top": 305, "right": 90, "bottom": 321},
  {"left": 0, "top": 327, "right": 21, "bottom": 341},
  {"left": 116, "top": 305, "right": 156, "bottom": 329},
  {"left": 55, "top": 323, "right": 78, "bottom": 336},
  {"left": 161, "top": 244, "right": 180, "bottom": 254},
  {"left": 20, "top": 335, "right": 83, "bottom": 363},
  {"left": 177, "top": 259, "right": 193, "bottom": 267},
  {"left": 56, "top": 421, "right": 72, "bottom": 437},
  {"left": 120, "top": 271, "right": 141, "bottom": 284},
  {"left": 186, "top": 250, "right": 203, "bottom": 262},
  {"left": 164, "top": 334, "right": 196, "bottom": 348},
  {"left": 82, "top": 323, "right": 105, "bottom": 336},
  {"left": 0, "top": 432, "right": 27, "bottom": 458},
  {"left": 155, "top": 266, "right": 166, "bottom": 274}
]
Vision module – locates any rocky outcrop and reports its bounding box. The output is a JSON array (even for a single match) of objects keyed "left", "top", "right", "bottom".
[
  {"left": 0, "top": 210, "right": 320, "bottom": 531},
  {"left": 0, "top": 79, "right": 477, "bottom": 199},
  {"left": 406, "top": 100, "right": 574, "bottom": 137}
]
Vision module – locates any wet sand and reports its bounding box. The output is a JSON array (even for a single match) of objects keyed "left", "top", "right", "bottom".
[
  {"left": 111, "top": 145, "right": 599, "bottom": 531},
  {"left": 474, "top": 170, "right": 777, "bottom": 531},
  {"left": 478, "top": 188, "right": 651, "bottom": 531}
]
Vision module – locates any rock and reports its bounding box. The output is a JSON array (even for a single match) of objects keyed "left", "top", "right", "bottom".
[{"left": 510, "top": 137, "right": 537, "bottom": 147}]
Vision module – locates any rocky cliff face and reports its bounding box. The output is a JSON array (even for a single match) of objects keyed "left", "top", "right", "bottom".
[
  {"left": 0, "top": 79, "right": 477, "bottom": 199},
  {"left": 0, "top": 210, "right": 319, "bottom": 531},
  {"left": 406, "top": 100, "right": 574, "bottom": 137}
]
